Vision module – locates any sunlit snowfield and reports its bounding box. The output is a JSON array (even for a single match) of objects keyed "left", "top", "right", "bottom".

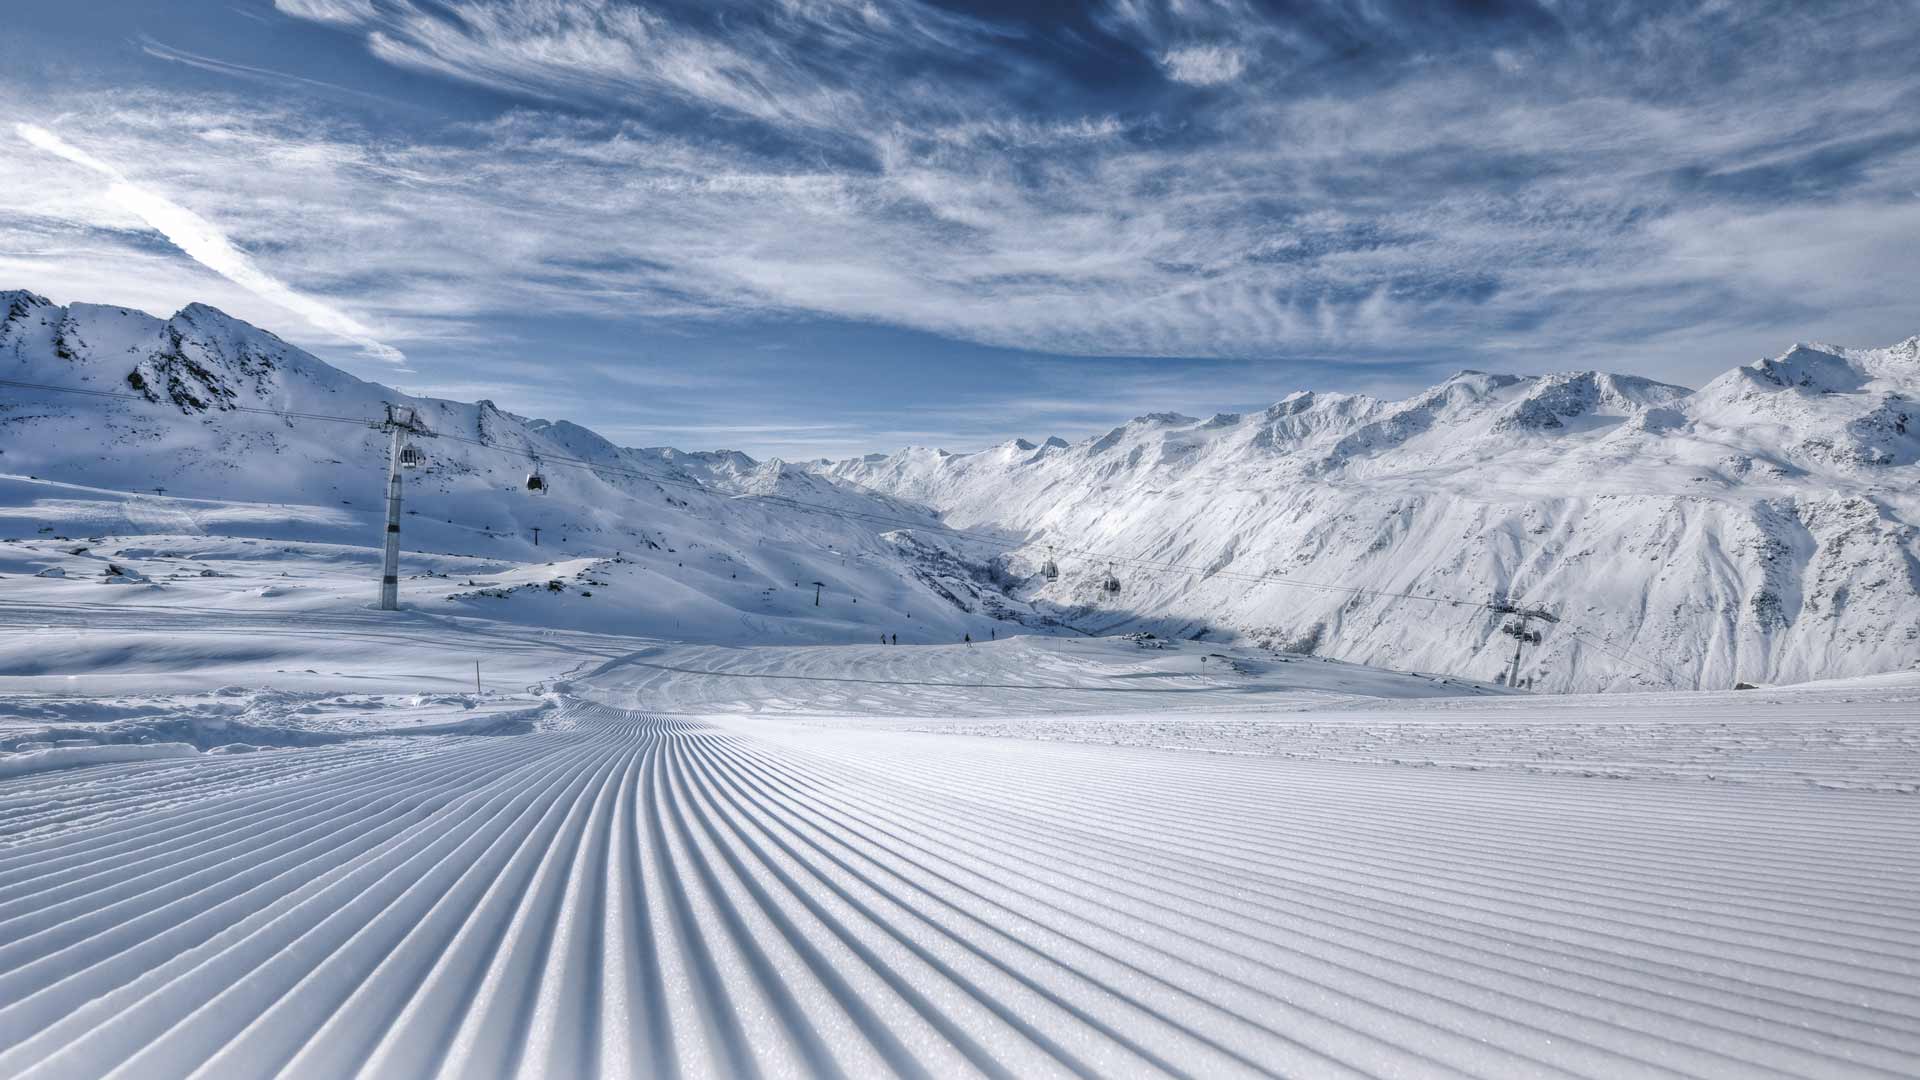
[{"left": 3, "top": 534, "right": 1918, "bottom": 1078}]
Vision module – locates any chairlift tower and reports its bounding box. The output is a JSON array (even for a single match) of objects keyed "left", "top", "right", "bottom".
[
  {"left": 1489, "top": 599, "right": 1559, "bottom": 688},
  {"left": 374, "top": 403, "right": 434, "bottom": 611}
]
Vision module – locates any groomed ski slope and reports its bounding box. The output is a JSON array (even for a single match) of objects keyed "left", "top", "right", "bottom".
[{"left": 2, "top": 683, "right": 1918, "bottom": 1078}]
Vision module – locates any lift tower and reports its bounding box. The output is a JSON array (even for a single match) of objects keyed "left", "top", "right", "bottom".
[{"left": 374, "top": 404, "right": 433, "bottom": 611}]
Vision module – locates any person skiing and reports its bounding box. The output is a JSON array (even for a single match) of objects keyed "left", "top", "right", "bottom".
[
  {"left": 891, "top": 633, "right": 898, "bottom": 645},
  {"left": 964, "top": 633, "right": 972, "bottom": 645}
]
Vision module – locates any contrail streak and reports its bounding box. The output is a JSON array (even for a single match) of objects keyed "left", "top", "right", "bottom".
[{"left": 14, "top": 122, "right": 405, "bottom": 365}]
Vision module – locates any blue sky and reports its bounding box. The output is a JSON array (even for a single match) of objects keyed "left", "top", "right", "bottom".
[{"left": 3, "top": 1, "right": 1917, "bottom": 459}]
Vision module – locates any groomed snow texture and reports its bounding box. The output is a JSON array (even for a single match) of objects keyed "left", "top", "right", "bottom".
[{"left": 2, "top": 690, "right": 1916, "bottom": 1079}]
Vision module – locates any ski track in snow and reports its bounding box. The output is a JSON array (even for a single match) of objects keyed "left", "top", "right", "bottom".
[
  {"left": 788, "top": 704, "right": 1920, "bottom": 793},
  {"left": 3, "top": 697, "right": 1918, "bottom": 1078}
]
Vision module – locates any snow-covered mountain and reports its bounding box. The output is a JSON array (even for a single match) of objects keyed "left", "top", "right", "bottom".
[
  {"left": 0, "top": 289, "right": 1051, "bottom": 644},
  {"left": 816, "top": 343, "right": 1920, "bottom": 691},
  {"left": 7, "top": 287, "right": 1917, "bottom": 690}
]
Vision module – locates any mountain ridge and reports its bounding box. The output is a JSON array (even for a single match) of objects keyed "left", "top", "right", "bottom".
[
  {"left": 6, "top": 286, "right": 1917, "bottom": 689},
  {"left": 812, "top": 333, "right": 1920, "bottom": 691},
  {"left": 0, "top": 288, "right": 1060, "bottom": 646}
]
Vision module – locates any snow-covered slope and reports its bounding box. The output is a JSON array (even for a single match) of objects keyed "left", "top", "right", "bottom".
[
  {"left": 4, "top": 683, "right": 1916, "bottom": 1077},
  {"left": 9, "top": 287, "right": 1917, "bottom": 690},
  {"left": 818, "top": 343, "right": 1920, "bottom": 691},
  {"left": 0, "top": 290, "right": 1047, "bottom": 645}
]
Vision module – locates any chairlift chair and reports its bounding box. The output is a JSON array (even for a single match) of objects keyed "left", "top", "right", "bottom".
[
  {"left": 398, "top": 443, "right": 426, "bottom": 469},
  {"left": 1042, "top": 545, "right": 1059, "bottom": 581},
  {"left": 525, "top": 458, "right": 549, "bottom": 494},
  {"left": 1102, "top": 564, "right": 1122, "bottom": 594},
  {"left": 1502, "top": 621, "right": 1542, "bottom": 645}
]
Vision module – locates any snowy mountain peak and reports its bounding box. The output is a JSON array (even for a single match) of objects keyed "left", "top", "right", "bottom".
[
  {"left": 1, "top": 290, "right": 59, "bottom": 356},
  {"left": 1490, "top": 370, "right": 1691, "bottom": 434},
  {"left": 1427, "top": 369, "right": 1530, "bottom": 402},
  {"left": 3, "top": 289, "right": 1074, "bottom": 646},
  {"left": 10, "top": 286, "right": 1920, "bottom": 693},
  {"left": 174, "top": 301, "right": 252, "bottom": 330},
  {"left": 1264, "top": 390, "right": 1324, "bottom": 417},
  {"left": 1758, "top": 344, "right": 1869, "bottom": 392},
  {"left": 1698, "top": 336, "right": 1917, "bottom": 405},
  {"left": 2, "top": 288, "right": 53, "bottom": 317},
  {"left": 816, "top": 332, "right": 1920, "bottom": 690}
]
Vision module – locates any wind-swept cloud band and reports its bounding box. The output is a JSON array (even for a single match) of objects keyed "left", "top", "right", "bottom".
[{"left": 1, "top": 0, "right": 1917, "bottom": 455}]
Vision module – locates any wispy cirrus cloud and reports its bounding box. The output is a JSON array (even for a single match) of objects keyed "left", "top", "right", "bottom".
[
  {"left": 140, "top": 39, "right": 408, "bottom": 107},
  {"left": 1159, "top": 44, "right": 1245, "bottom": 86},
  {"left": 2, "top": 1, "right": 1918, "bottom": 457},
  {"left": 241, "top": 0, "right": 1920, "bottom": 368},
  {"left": 271, "top": 0, "right": 378, "bottom": 26}
]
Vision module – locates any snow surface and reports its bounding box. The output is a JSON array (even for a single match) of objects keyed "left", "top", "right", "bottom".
[
  {"left": 0, "top": 290, "right": 1067, "bottom": 657},
  {"left": 8, "top": 289, "right": 1919, "bottom": 689},
  {"left": 5, "top": 291, "right": 1920, "bottom": 1077},
  {"left": 2, "top": 678, "right": 1916, "bottom": 1077},
  {"left": 818, "top": 341, "right": 1920, "bottom": 692},
  {"left": 576, "top": 636, "right": 1510, "bottom": 718},
  {"left": 0, "top": 528, "right": 1503, "bottom": 771},
  {"left": 1, "top": 513, "right": 1918, "bottom": 1077}
]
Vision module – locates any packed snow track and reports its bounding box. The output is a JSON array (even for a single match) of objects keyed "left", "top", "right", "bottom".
[{"left": 2, "top": 698, "right": 1918, "bottom": 1079}]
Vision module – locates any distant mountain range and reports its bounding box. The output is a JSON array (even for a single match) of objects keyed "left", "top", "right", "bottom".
[
  {"left": 816, "top": 335, "right": 1920, "bottom": 690},
  {"left": 6, "top": 287, "right": 1917, "bottom": 689},
  {"left": 0, "top": 289, "right": 1055, "bottom": 645}
]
